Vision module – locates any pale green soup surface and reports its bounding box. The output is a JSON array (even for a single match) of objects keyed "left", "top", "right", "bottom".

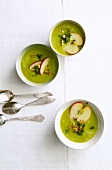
[
  {"left": 51, "top": 21, "right": 85, "bottom": 56},
  {"left": 60, "top": 104, "right": 98, "bottom": 143},
  {"left": 21, "top": 45, "right": 59, "bottom": 84}
]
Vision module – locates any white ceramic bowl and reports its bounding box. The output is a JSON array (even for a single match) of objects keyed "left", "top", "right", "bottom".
[
  {"left": 55, "top": 99, "right": 104, "bottom": 149},
  {"left": 49, "top": 20, "right": 86, "bottom": 57},
  {"left": 16, "top": 44, "right": 59, "bottom": 87}
]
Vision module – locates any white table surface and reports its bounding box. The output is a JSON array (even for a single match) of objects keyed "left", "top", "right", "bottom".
[{"left": 0, "top": 0, "right": 112, "bottom": 169}]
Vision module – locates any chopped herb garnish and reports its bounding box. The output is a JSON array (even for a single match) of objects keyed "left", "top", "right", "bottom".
[
  {"left": 82, "top": 129, "right": 84, "bottom": 133},
  {"left": 58, "top": 28, "right": 71, "bottom": 45},
  {"left": 62, "top": 28, "right": 70, "bottom": 34},
  {"left": 34, "top": 66, "right": 40, "bottom": 74},
  {"left": 77, "top": 130, "right": 83, "bottom": 135},
  {"left": 65, "top": 129, "right": 69, "bottom": 134},
  {"left": 37, "top": 54, "right": 42, "bottom": 59},
  {"left": 90, "top": 126, "right": 95, "bottom": 129},
  {"left": 70, "top": 119, "right": 86, "bottom": 136},
  {"left": 77, "top": 122, "right": 81, "bottom": 126},
  {"left": 81, "top": 123, "right": 85, "bottom": 128}
]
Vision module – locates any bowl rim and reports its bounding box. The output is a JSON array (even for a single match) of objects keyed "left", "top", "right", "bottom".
[
  {"left": 55, "top": 99, "right": 104, "bottom": 149},
  {"left": 16, "top": 43, "right": 59, "bottom": 87},
  {"left": 49, "top": 19, "right": 86, "bottom": 57}
]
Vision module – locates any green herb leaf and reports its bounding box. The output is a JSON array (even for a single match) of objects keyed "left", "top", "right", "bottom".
[
  {"left": 58, "top": 27, "right": 71, "bottom": 45},
  {"left": 65, "top": 129, "right": 69, "bottom": 134},
  {"left": 77, "top": 130, "right": 83, "bottom": 135},
  {"left": 77, "top": 122, "right": 81, "bottom": 126},
  {"left": 34, "top": 66, "right": 40, "bottom": 74},
  {"left": 81, "top": 123, "right": 85, "bottom": 128},
  {"left": 37, "top": 54, "right": 42, "bottom": 59},
  {"left": 90, "top": 126, "right": 95, "bottom": 129}
]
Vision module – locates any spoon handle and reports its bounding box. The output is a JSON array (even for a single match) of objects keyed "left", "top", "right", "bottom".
[
  {"left": 14, "top": 91, "right": 52, "bottom": 98},
  {"left": 25, "top": 96, "right": 56, "bottom": 106},
  {"left": 8, "top": 114, "right": 45, "bottom": 122}
]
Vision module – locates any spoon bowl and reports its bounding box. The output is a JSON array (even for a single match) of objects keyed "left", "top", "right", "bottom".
[
  {"left": 2, "top": 102, "right": 24, "bottom": 114},
  {"left": 2, "top": 96, "right": 56, "bottom": 114}
]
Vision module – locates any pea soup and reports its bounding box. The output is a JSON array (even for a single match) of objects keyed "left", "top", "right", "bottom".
[
  {"left": 21, "top": 44, "right": 59, "bottom": 84},
  {"left": 60, "top": 102, "right": 98, "bottom": 143},
  {"left": 50, "top": 20, "right": 85, "bottom": 56}
]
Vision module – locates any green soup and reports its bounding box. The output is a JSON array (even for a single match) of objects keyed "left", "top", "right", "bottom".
[
  {"left": 50, "top": 20, "right": 85, "bottom": 56},
  {"left": 60, "top": 104, "right": 98, "bottom": 143},
  {"left": 21, "top": 44, "right": 59, "bottom": 84}
]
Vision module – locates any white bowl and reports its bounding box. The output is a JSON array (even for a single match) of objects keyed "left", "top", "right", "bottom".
[
  {"left": 55, "top": 99, "right": 104, "bottom": 149},
  {"left": 16, "top": 44, "right": 59, "bottom": 87},
  {"left": 49, "top": 20, "right": 86, "bottom": 57}
]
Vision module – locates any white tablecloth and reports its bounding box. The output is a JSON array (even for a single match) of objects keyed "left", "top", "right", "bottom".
[{"left": 0, "top": 0, "right": 112, "bottom": 169}]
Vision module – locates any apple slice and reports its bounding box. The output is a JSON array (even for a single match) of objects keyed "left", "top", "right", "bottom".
[
  {"left": 40, "top": 57, "right": 49, "bottom": 75},
  {"left": 64, "top": 42, "right": 79, "bottom": 55},
  {"left": 70, "top": 33, "right": 83, "bottom": 46},
  {"left": 29, "top": 60, "right": 42, "bottom": 70},
  {"left": 70, "top": 102, "right": 83, "bottom": 120},
  {"left": 77, "top": 106, "right": 91, "bottom": 122}
]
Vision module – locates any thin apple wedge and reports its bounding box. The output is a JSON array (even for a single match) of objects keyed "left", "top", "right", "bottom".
[
  {"left": 70, "top": 33, "right": 83, "bottom": 46},
  {"left": 29, "top": 60, "right": 42, "bottom": 70},
  {"left": 64, "top": 42, "right": 79, "bottom": 55},
  {"left": 77, "top": 106, "right": 91, "bottom": 122},
  {"left": 70, "top": 102, "right": 83, "bottom": 120},
  {"left": 40, "top": 57, "right": 49, "bottom": 75}
]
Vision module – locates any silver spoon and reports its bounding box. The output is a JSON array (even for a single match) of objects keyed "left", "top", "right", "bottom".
[
  {"left": 0, "top": 114, "right": 45, "bottom": 125},
  {"left": 2, "top": 96, "right": 56, "bottom": 114},
  {"left": 0, "top": 90, "right": 53, "bottom": 103}
]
